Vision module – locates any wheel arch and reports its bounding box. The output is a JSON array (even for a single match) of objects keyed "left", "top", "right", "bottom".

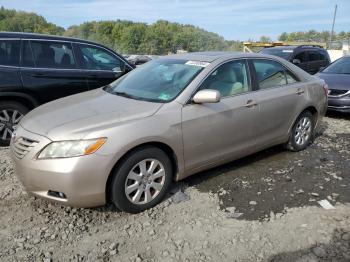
[
  {"left": 0, "top": 92, "right": 39, "bottom": 110},
  {"left": 287, "top": 105, "right": 319, "bottom": 138},
  {"left": 105, "top": 141, "right": 179, "bottom": 204}
]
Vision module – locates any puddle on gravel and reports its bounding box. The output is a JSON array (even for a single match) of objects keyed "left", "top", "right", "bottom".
[{"left": 186, "top": 131, "right": 350, "bottom": 221}]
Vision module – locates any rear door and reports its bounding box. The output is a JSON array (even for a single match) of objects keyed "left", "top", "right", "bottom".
[
  {"left": 250, "top": 59, "right": 306, "bottom": 147},
  {"left": 73, "top": 43, "right": 128, "bottom": 90},
  {"left": 20, "top": 40, "right": 88, "bottom": 104}
]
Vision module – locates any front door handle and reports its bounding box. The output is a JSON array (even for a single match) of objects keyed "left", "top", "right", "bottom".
[
  {"left": 296, "top": 88, "right": 305, "bottom": 95},
  {"left": 245, "top": 100, "right": 258, "bottom": 108}
]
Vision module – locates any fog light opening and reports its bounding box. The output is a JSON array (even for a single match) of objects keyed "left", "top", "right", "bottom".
[{"left": 48, "top": 190, "right": 67, "bottom": 199}]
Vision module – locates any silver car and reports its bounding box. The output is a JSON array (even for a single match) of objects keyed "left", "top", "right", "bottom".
[{"left": 11, "top": 52, "right": 328, "bottom": 213}]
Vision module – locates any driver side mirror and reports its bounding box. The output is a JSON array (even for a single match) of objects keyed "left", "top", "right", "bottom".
[
  {"left": 192, "top": 89, "right": 221, "bottom": 104},
  {"left": 292, "top": 59, "right": 301, "bottom": 65}
]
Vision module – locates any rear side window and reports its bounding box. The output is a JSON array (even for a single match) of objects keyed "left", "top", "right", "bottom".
[
  {"left": 77, "top": 44, "right": 122, "bottom": 71},
  {"left": 27, "top": 40, "right": 76, "bottom": 69},
  {"left": 252, "top": 59, "right": 299, "bottom": 89},
  {"left": 0, "top": 40, "right": 20, "bottom": 66}
]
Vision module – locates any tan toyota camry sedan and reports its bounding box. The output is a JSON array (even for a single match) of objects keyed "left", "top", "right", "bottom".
[{"left": 11, "top": 52, "right": 328, "bottom": 213}]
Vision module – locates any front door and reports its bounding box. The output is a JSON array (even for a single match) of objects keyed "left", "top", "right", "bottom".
[
  {"left": 20, "top": 40, "right": 88, "bottom": 104},
  {"left": 293, "top": 51, "right": 308, "bottom": 72},
  {"left": 73, "top": 43, "right": 127, "bottom": 90},
  {"left": 182, "top": 59, "right": 258, "bottom": 172}
]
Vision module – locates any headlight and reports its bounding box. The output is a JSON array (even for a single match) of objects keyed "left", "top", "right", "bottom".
[{"left": 37, "top": 138, "right": 106, "bottom": 159}]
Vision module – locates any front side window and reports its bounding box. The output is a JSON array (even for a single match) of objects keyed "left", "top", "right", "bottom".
[
  {"left": 308, "top": 51, "right": 321, "bottom": 62},
  {"left": 29, "top": 41, "right": 76, "bottom": 69},
  {"left": 78, "top": 44, "right": 122, "bottom": 71},
  {"left": 0, "top": 40, "right": 20, "bottom": 66},
  {"left": 105, "top": 59, "right": 204, "bottom": 102},
  {"left": 199, "top": 60, "right": 250, "bottom": 97},
  {"left": 253, "top": 59, "right": 298, "bottom": 89},
  {"left": 294, "top": 52, "right": 307, "bottom": 63}
]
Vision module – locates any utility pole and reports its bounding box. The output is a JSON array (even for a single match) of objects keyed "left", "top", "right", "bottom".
[{"left": 329, "top": 4, "right": 337, "bottom": 49}]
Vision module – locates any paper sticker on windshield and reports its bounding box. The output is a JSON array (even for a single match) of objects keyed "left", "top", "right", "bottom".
[
  {"left": 282, "top": 50, "right": 293, "bottom": 53},
  {"left": 185, "top": 61, "right": 210, "bottom": 67}
]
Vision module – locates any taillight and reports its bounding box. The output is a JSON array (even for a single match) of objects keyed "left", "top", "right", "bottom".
[{"left": 323, "top": 83, "right": 329, "bottom": 97}]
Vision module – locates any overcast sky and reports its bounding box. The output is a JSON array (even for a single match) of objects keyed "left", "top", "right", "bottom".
[{"left": 0, "top": 0, "right": 349, "bottom": 40}]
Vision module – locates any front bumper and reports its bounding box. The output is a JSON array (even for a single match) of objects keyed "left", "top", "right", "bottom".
[
  {"left": 10, "top": 126, "right": 113, "bottom": 208},
  {"left": 328, "top": 96, "right": 350, "bottom": 113}
]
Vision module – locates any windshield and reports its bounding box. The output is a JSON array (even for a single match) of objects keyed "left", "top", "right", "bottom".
[
  {"left": 105, "top": 59, "right": 205, "bottom": 102},
  {"left": 322, "top": 57, "right": 350, "bottom": 74},
  {"left": 259, "top": 48, "right": 293, "bottom": 59}
]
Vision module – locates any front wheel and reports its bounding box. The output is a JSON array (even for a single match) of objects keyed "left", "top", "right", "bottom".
[
  {"left": 109, "top": 146, "right": 173, "bottom": 213},
  {"left": 285, "top": 111, "right": 315, "bottom": 152},
  {"left": 0, "top": 101, "right": 29, "bottom": 146}
]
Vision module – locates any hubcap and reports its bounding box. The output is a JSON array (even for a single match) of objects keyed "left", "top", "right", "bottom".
[
  {"left": 294, "top": 117, "right": 312, "bottom": 146},
  {"left": 125, "top": 159, "right": 166, "bottom": 205},
  {"left": 0, "top": 109, "right": 23, "bottom": 141}
]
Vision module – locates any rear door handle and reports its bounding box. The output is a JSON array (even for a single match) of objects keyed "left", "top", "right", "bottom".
[
  {"left": 296, "top": 88, "right": 305, "bottom": 95},
  {"left": 245, "top": 100, "right": 258, "bottom": 108}
]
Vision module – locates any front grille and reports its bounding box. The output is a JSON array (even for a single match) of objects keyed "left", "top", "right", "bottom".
[
  {"left": 12, "top": 137, "right": 38, "bottom": 159},
  {"left": 328, "top": 89, "right": 349, "bottom": 96}
]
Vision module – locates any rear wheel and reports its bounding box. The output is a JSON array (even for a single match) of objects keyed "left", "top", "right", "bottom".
[
  {"left": 0, "top": 101, "right": 29, "bottom": 146},
  {"left": 285, "top": 111, "right": 315, "bottom": 152},
  {"left": 109, "top": 146, "right": 173, "bottom": 213}
]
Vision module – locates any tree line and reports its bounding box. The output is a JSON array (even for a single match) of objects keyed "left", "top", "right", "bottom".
[
  {"left": 278, "top": 30, "right": 350, "bottom": 44},
  {"left": 1, "top": 7, "right": 349, "bottom": 55}
]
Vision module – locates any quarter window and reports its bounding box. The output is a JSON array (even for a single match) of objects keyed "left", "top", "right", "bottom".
[
  {"left": 0, "top": 40, "right": 20, "bottom": 67},
  {"left": 28, "top": 41, "right": 76, "bottom": 69},
  {"left": 77, "top": 44, "right": 122, "bottom": 71},
  {"left": 199, "top": 60, "right": 250, "bottom": 97},
  {"left": 253, "top": 59, "right": 299, "bottom": 89}
]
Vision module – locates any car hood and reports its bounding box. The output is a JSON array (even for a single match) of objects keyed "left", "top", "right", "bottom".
[
  {"left": 317, "top": 73, "right": 350, "bottom": 90},
  {"left": 20, "top": 88, "right": 163, "bottom": 140}
]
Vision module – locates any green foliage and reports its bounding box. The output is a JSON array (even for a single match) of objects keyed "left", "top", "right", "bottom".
[
  {"left": 259, "top": 36, "right": 271, "bottom": 43},
  {"left": 65, "top": 19, "right": 232, "bottom": 54},
  {"left": 0, "top": 6, "right": 244, "bottom": 54},
  {"left": 278, "top": 30, "right": 350, "bottom": 43},
  {"left": 0, "top": 6, "right": 64, "bottom": 35}
]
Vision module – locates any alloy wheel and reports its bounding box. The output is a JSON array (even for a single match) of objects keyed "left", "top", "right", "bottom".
[
  {"left": 294, "top": 116, "right": 312, "bottom": 146},
  {"left": 124, "top": 159, "right": 166, "bottom": 205},
  {"left": 0, "top": 109, "right": 23, "bottom": 141}
]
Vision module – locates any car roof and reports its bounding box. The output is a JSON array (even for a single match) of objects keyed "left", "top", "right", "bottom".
[
  {"left": 165, "top": 51, "right": 275, "bottom": 62},
  {"left": 0, "top": 31, "right": 102, "bottom": 46}
]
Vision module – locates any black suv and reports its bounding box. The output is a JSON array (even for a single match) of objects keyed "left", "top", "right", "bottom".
[
  {"left": 0, "top": 32, "right": 134, "bottom": 146},
  {"left": 259, "top": 45, "right": 331, "bottom": 75}
]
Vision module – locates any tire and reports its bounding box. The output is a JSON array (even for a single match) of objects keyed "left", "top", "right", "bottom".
[
  {"left": 0, "top": 101, "right": 29, "bottom": 147},
  {"left": 285, "top": 111, "right": 315, "bottom": 152},
  {"left": 109, "top": 146, "right": 173, "bottom": 213}
]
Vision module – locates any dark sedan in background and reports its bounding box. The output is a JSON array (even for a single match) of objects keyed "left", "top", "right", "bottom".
[{"left": 317, "top": 56, "right": 350, "bottom": 113}]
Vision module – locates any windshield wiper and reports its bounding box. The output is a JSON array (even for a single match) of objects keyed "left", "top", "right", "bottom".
[{"left": 112, "top": 91, "right": 136, "bottom": 99}]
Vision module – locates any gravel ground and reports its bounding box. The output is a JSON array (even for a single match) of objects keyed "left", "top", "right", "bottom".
[{"left": 0, "top": 114, "right": 349, "bottom": 261}]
